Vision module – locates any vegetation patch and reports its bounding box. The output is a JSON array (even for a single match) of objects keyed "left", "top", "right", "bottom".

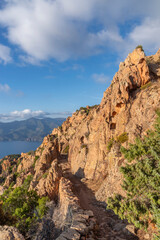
[
  {"left": 80, "top": 107, "right": 90, "bottom": 115},
  {"left": 107, "top": 132, "right": 128, "bottom": 151},
  {"left": 0, "top": 174, "right": 48, "bottom": 236},
  {"left": 140, "top": 82, "right": 152, "bottom": 90},
  {"left": 76, "top": 105, "right": 99, "bottom": 115},
  {"left": 33, "top": 156, "right": 39, "bottom": 168},
  {"left": 49, "top": 135, "right": 54, "bottom": 141},
  {"left": 42, "top": 172, "right": 48, "bottom": 179},
  {"left": 136, "top": 45, "right": 144, "bottom": 51},
  {"left": 107, "top": 138, "right": 114, "bottom": 151},
  {"left": 34, "top": 156, "right": 39, "bottom": 161},
  {"left": 7, "top": 154, "right": 21, "bottom": 161},
  {"left": 63, "top": 145, "right": 69, "bottom": 154},
  {"left": 107, "top": 111, "right": 160, "bottom": 238},
  {"left": 117, "top": 132, "right": 129, "bottom": 143}
]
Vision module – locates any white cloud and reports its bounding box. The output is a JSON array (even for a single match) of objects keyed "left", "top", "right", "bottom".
[
  {"left": 11, "top": 109, "right": 45, "bottom": 119},
  {"left": 0, "top": 44, "right": 12, "bottom": 63},
  {"left": 92, "top": 73, "right": 110, "bottom": 83},
  {"left": 0, "top": 83, "right": 10, "bottom": 92},
  {"left": 0, "top": 0, "right": 159, "bottom": 63},
  {"left": 128, "top": 18, "right": 160, "bottom": 53},
  {"left": 0, "top": 109, "right": 71, "bottom": 121}
]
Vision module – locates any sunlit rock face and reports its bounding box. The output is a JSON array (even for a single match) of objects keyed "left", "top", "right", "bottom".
[{"left": 1, "top": 48, "right": 159, "bottom": 240}]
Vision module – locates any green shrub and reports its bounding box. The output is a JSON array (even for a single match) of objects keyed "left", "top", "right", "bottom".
[
  {"left": 76, "top": 105, "right": 99, "bottom": 115},
  {"left": 107, "top": 133, "right": 128, "bottom": 152},
  {"left": 140, "top": 82, "right": 152, "bottom": 90},
  {"left": 42, "top": 172, "right": 48, "bottom": 179},
  {"left": 107, "top": 111, "right": 160, "bottom": 238},
  {"left": 34, "top": 156, "right": 39, "bottom": 161},
  {"left": 63, "top": 145, "right": 69, "bottom": 154},
  {"left": 136, "top": 45, "right": 144, "bottom": 51},
  {"left": 89, "top": 104, "right": 99, "bottom": 110},
  {"left": 107, "top": 138, "right": 114, "bottom": 151},
  {"left": 117, "top": 132, "right": 128, "bottom": 143},
  {"left": 8, "top": 154, "right": 21, "bottom": 161},
  {"left": 49, "top": 135, "right": 54, "bottom": 141},
  {"left": 0, "top": 174, "right": 48, "bottom": 235},
  {"left": 80, "top": 107, "right": 90, "bottom": 115}
]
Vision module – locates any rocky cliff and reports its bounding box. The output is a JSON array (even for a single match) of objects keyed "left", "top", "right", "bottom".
[{"left": 0, "top": 47, "right": 160, "bottom": 240}]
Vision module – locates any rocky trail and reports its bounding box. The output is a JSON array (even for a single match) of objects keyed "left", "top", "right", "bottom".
[{"left": 59, "top": 155, "right": 139, "bottom": 240}]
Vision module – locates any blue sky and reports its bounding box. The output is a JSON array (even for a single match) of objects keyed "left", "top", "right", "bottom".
[{"left": 0, "top": 0, "right": 159, "bottom": 121}]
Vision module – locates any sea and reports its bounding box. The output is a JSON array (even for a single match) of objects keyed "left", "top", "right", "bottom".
[{"left": 0, "top": 141, "right": 41, "bottom": 159}]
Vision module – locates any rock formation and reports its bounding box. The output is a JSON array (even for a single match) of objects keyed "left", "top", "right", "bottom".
[
  {"left": 0, "top": 226, "right": 24, "bottom": 240},
  {"left": 0, "top": 47, "right": 160, "bottom": 239}
]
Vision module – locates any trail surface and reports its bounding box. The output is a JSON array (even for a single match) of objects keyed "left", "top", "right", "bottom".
[{"left": 59, "top": 156, "right": 139, "bottom": 240}]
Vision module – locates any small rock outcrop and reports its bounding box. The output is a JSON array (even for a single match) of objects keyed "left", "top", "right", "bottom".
[
  {"left": 0, "top": 226, "right": 24, "bottom": 240},
  {"left": 35, "top": 159, "right": 62, "bottom": 199}
]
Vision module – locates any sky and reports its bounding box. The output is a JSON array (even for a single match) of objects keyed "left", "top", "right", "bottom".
[{"left": 0, "top": 0, "right": 160, "bottom": 121}]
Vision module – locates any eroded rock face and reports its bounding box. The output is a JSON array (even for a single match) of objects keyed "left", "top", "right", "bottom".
[
  {"left": 35, "top": 159, "right": 62, "bottom": 199},
  {"left": 0, "top": 226, "right": 24, "bottom": 240},
  {"left": 52, "top": 48, "right": 160, "bottom": 200}
]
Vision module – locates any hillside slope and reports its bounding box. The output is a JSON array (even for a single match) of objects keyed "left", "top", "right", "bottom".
[
  {"left": 0, "top": 47, "right": 160, "bottom": 240},
  {"left": 0, "top": 117, "right": 65, "bottom": 141}
]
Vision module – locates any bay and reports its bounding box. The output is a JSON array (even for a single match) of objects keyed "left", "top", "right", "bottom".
[{"left": 0, "top": 141, "right": 41, "bottom": 159}]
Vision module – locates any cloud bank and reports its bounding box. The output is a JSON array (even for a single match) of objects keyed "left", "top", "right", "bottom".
[
  {"left": 0, "top": 109, "right": 71, "bottom": 122},
  {"left": 0, "top": 0, "right": 159, "bottom": 63}
]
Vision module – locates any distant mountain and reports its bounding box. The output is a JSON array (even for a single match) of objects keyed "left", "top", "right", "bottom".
[{"left": 0, "top": 117, "right": 65, "bottom": 141}]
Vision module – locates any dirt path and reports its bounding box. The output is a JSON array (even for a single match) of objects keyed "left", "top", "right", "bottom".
[{"left": 59, "top": 156, "right": 139, "bottom": 240}]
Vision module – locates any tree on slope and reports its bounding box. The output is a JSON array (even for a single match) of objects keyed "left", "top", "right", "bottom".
[{"left": 107, "top": 110, "right": 160, "bottom": 239}]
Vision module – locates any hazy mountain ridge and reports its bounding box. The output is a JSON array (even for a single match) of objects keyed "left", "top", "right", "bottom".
[{"left": 0, "top": 118, "right": 65, "bottom": 141}]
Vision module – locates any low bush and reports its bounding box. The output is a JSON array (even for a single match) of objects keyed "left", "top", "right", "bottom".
[
  {"left": 0, "top": 175, "right": 48, "bottom": 235},
  {"left": 107, "top": 133, "right": 128, "bottom": 152},
  {"left": 107, "top": 111, "right": 160, "bottom": 238},
  {"left": 117, "top": 132, "right": 128, "bottom": 143},
  {"left": 136, "top": 45, "right": 144, "bottom": 51}
]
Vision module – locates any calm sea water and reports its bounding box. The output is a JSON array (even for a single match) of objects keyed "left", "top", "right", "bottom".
[{"left": 0, "top": 141, "right": 41, "bottom": 159}]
